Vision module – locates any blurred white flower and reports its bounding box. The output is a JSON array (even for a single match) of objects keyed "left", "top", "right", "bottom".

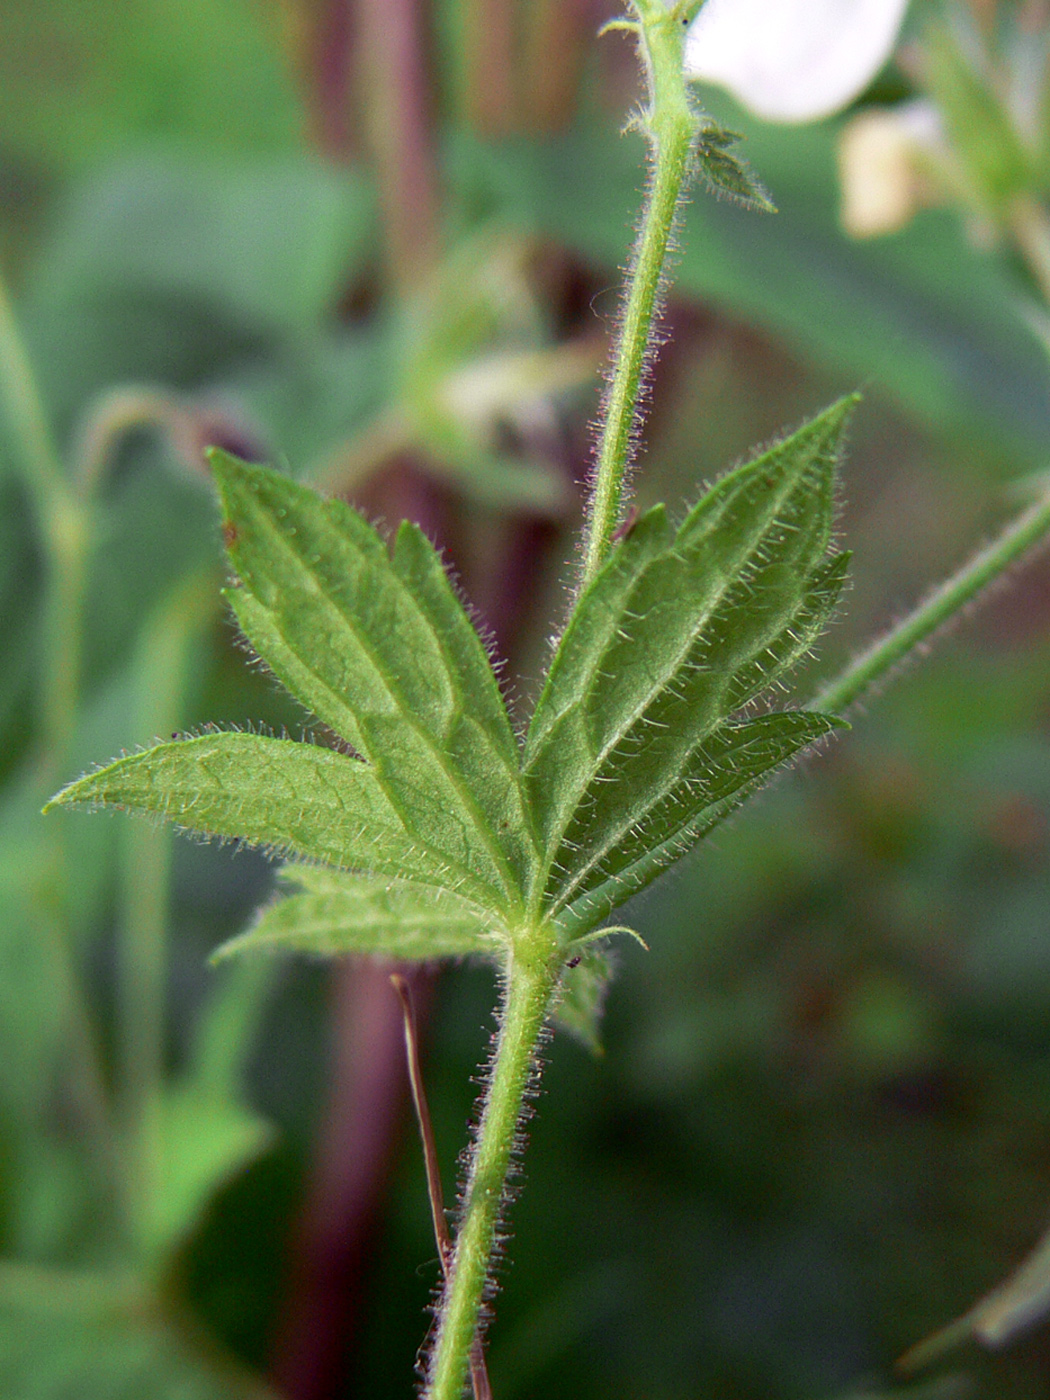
[
  {"left": 837, "top": 99, "right": 944, "bottom": 237},
  {"left": 684, "top": 0, "right": 911, "bottom": 123}
]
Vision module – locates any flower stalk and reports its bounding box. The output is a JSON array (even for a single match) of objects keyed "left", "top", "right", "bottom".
[
  {"left": 812, "top": 488, "right": 1050, "bottom": 715},
  {"left": 581, "top": 0, "right": 701, "bottom": 589}
]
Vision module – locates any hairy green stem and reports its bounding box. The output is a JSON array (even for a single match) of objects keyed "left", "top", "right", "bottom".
[
  {"left": 425, "top": 11, "right": 702, "bottom": 1390},
  {"left": 425, "top": 943, "right": 559, "bottom": 1400},
  {"left": 581, "top": 8, "right": 697, "bottom": 590},
  {"left": 812, "top": 490, "right": 1050, "bottom": 714}
]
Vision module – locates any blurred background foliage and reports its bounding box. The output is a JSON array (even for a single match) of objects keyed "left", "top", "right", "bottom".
[{"left": 3, "top": 0, "right": 1050, "bottom": 1397}]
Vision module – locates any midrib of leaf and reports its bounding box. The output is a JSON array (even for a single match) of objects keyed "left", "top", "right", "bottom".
[
  {"left": 237, "top": 496, "right": 530, "bottom": 909},
  {"left": 525, "top": 449, "right": 830, "bottom": 911}
]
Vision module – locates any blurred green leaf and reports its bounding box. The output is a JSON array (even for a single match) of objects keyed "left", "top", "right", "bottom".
[
  {"left": 143, "top": 1085, "right": 272, "bottom": 1261},
  {"left": 29, "top": 156, "right": 376, "bottom": 338},
  {"left": 0, "top": 0, "right": 301, "bottom": 171},
  {"left": 923, "top": 22, "right": 1034, "bottom": 219},
  {"left": 0, "top": 1262, "right": 278, "bottom": 1399},
  {"left": 229, "top": 330, "right": 388, "bottom": 476}
]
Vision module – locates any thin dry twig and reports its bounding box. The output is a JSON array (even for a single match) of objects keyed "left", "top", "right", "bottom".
[{"left": 390, "top": 974, "right": 493, "bottom": 1400}]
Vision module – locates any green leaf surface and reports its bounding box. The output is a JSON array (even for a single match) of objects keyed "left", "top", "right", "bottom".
[
  {"left": 46, "top": 732, "right": 496, "bottom": 902},
  {"left": 526, "top": 400, "right": 851, "bottom": 923},
  {"left": 218, "top": 865, "right": 501, "bottom": 962},
  {"left": 212, "top": 451, "right": 536, "bottom": 909}
]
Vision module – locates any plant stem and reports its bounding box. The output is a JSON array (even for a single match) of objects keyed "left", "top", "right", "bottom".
[
  {"left": 812, "top": 490, "right": 1050, "bottom": 714},
  {"left": 581, "top": 10, "right": 697, "bottom": 590},
  {"left": 462, "top": 0, "right": 518, "bottom": 135},
  {"left": 0, "top": 263, "right": 119, "bottom": 1207},
  {"left": 0, "top": 264, "right": 63, "bottom": 509},
  {"left": 425, "top": 944, "right": 559, "bottom": 1400},
  {"left": 525, "top": 0, "right": 590, "bottom": 132}
]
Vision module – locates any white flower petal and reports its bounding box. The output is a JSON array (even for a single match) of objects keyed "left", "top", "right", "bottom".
[{"left": 684, "top": 0, "right": 911, "bottom": 123}]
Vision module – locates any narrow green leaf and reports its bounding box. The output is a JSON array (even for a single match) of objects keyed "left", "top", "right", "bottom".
[
  {"left": 211, "top": 451, "right": 535, "bottom": 907},
  {"left": 555, "top": 710, "right": 842, "bottom": 933},
  {"left": 694, "top": 123, "right": 775, "bottom": 213},
  {"left": 923, "top": 24, "right": 1033, "bottom": 218},
  {"left": 144, "top": 1086, "right": 273, "bottom": 1260},
  {"left": 217, "top": 865, "right": 503, "bottom": 962},
  {"left": 526, "top": 398, "right": 854, "bottom": 913},
  {"left": 553, "top": 947, "right": 614, "bottom": 1054},
  {"left": 46, "top": 732, "right": 502, "bottom": 907},
  {"left": 723, "top": 550, "right": 849, "bottom": 712}
]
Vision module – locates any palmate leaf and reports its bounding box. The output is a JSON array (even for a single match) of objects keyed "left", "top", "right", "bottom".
[
  {"left": 526, "top": 398, "right": 852, "bottom": 932},
  {"left": 212, "top": 450, "right": 537, "bottom": 910},
  {"left": 217, "top": 865, "right": 500, "bottom": 962},
  {"left": 49, "top": 401, "right": 853, "bottom": 985}
]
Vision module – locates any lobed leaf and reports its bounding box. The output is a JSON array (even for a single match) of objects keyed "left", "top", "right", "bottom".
[
  {"left": 211, "top": 451, "right": 537, "bottom": 911},
  {"left": 45, "top": 732, "right": 504, "bottom": 910},
  {"left": 526, "top": 398, "right": 854, "bottom": 923},
  {"left": 555, "top": 709, "right": 842, "bottom": 934},
  {"left": 217, "top": 865, "right": 502, "bottom": 962}
]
